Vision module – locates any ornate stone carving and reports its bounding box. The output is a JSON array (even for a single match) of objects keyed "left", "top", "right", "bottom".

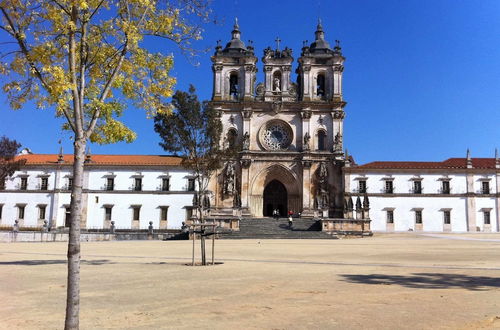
[
  {"left": 223, "top": 161, "right": 235, "bottom": 195},
  {"left": 302, "top": 160, "right": 312, "bottom": 168},
  {"left": 302, "top": 65, "right": 311, "bottom": 72},
  {"left": 272, "top": 101, "right": 283, "bottom": 113},
  {"left": 334, "top": 132, "right": 343, "bottom": 152},
  {"left": 242, "top": 132, "right": 250, "bottom": 150},
  {"left": 255, "top": 83, "right": 265, "bottom": 96},
  {"left": 259, "top": 120, "right": 293, "bottom": 151},
  {"left": 244, "top": 65, "right": 255, "bottom": 72},
  {"left": 332, "top": 111, "right": 345, "bottom": 119},
  {"left": 273, "top": 77, "right": 281, "bottom": 92},
  {"left": 264, "top": 66, "right": 273, "bottom": 72},
  {"left": 315, "top": 163, "right": 329, "bottom": 210},
  {"left": 242, "top": 110, "right": 253, "bottom": 119},
  {"left": 303, "top": 132, "right": 310, "bottom": 151},
  {"left": 334, "top": 65, "right": 344, "bottom": 72},
  {"left": 213, "top": 65, "right": 223, "bottom": 71},
  {"left": 240, "top": 158, "right": 251, "bottom": 168},
  {"left": 288, "top": 83, "right": 297, "bottom": 97},
  {"left": 301, "top": 110, "right": 312, "bottom": 119}
]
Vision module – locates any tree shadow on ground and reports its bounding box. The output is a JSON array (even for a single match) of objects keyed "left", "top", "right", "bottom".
[
  {"left": 341, "top": 273, "right": 500, "bottom": 291},
  {"left": 0, "top": 259, "right": 113, "bottom": 266}
]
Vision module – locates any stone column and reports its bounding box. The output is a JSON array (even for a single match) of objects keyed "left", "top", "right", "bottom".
[
  {"left": 243, "top": 65, "right": 255, "bottom": 100},
  {"left": 495, "top": 172, "right": 500, "bottom": 232},
  {"left": 333, "top": 65, "right": 343, "bottom": 97},
  {"left": 466, "top": 172, "right": 477, "bottom": 232},
  {"left": 301, "top": 160, "right": 313, "bottom": 215},
  {"left": 240, "top": 159, "right": 252, "bottom": 216},
  {"left": 212, "top": 65, "right": 223, "bottom": 100},
  {"left": 302, "top": 65, "right": 312, "bottom": 101}
]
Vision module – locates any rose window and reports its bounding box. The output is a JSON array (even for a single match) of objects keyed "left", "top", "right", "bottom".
[{"left": 260, "top": 120, "right": 293, "bottom": 150}]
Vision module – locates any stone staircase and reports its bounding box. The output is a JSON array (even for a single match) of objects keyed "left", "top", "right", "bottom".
[{"left": 220, "top": 217, "right": 337, "bottom": 239}]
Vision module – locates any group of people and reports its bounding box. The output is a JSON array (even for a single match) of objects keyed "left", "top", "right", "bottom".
[{"left": 272, "top": 209, "right": 295, "bottom": 229}]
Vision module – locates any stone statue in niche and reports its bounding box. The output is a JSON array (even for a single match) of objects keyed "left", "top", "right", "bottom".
[
  {"left": 233, "top": 188, "right": 241, "bottom": 208},
  {"left": 334, "top": 132, "right": 343, "bottom": 151},
  {"left": 303, "top": 132, "right": 310, "bottom": 151},
  {"left": 316, "top": 163, "right": 329, "bottom": 209},
  {"left": 273, "top": 77, "right": 281, "bottom": 92},
  {"left": 223, "top": 161, "right": 235, "bottom": 195},
  {"left": 242, "top": 132, "right": 250, "bottom": 150}
]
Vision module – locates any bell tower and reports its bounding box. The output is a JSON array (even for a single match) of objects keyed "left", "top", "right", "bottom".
[
  {"left": 297, "top": 20, "right": 345, "bottom": 102},
  {"left": 211, "top": 19, "right": 258, "bottom": 101}
]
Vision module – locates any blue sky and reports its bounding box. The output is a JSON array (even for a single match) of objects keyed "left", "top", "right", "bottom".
[{"left": 1, "top": 0, "right": 499, "bottom": 164}]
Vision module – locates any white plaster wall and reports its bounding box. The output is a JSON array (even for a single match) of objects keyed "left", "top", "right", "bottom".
[
  {"left": 475, "top": 196, "right": 498, "bottom": 231},
  {"left": 350, "top": 173, "right": 468, "bottom": 194},
  {"left": 85, "top": 193, "right": 192, "bottom": 229},
  {"left": 369, "top": 196, "right": 468, "bottom": 232},
  {"left": 0, "top": 192, "right": 52, "bottom": 226}
]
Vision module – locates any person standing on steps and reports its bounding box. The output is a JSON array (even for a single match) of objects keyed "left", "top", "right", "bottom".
[
  {"left": 273, "top": 208, "right": 279, "bottom": 220},
  {"left": 288, "top": 215, "right": 293, "bottom": 229}
]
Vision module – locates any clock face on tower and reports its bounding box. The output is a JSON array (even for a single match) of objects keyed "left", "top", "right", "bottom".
[{"left": 259, "top": 120, "right": 293, "bottom": 150}]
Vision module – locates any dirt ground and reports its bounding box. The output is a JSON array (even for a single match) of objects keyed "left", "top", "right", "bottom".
[{"left": 1, "top": 233, "right": 500, "bottom": 330}]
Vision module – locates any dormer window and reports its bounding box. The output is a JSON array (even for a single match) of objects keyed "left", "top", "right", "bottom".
[{"left": 229, "top": 73, "right": 239, "bottom": 99}]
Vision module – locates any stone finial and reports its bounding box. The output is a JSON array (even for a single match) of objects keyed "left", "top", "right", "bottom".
[
  {"left": 85, "top": 147, "right": 92, "bottom": 163},
  {"left": 495, "top": 148, "right": 500, "bottom": 169},
  {"left": 344, "top": 149, "right": 351, "bottom": 167},
  {"left": 363, "top": 194, "right": 370, "bottom": 209},
  {"left": 466, "top": 148, "right": 472, "bottom": 169},
  {"left": 355, "top": 196, "right": 362, "bottom": 210},
  {"left": 58, "top": 145, "right": 64, "bottom": 163}
]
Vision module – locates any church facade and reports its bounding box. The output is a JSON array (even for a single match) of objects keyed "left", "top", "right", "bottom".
[{"left": 207, "top": 21, "right": 362, "bottom": 223}]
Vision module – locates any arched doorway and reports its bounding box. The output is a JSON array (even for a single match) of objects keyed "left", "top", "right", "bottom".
[{"left": 263, "top": 180, "right": 287, "bottom": 217}]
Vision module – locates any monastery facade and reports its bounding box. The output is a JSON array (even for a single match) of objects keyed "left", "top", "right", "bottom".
[{"left": 0, "top": 22, "right": 498, "bottom": 233}]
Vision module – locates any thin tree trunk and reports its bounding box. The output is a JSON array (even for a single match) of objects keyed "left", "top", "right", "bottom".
[{"left": 64, "top": 137, "right": 85, "bottom": 330}]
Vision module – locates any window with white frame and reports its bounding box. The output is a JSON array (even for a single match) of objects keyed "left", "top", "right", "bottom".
[
  {"left": 443, "top": 210, "right": 451, "bottom": 225},
  {"left": 384, "top": 180, "right": 393, "bottom": 194},
  {"left": 483, "top": 210, "right": 491, "bottom": 225},
  {"left": 104, "top": 205, "right": 113, "bottom": 221},
  {"left": 160, "top": 206, "right": 169, "bottom": 221},
  {"left": 20, "top": 177, "right": 28, "bottom": 190},
  {"left": 386, "top": 210, "right": 394, "bottom": 223},
  {"left": 441, "top": 180, "right": 450, "bottom": 194},
  {"left": 481, "top": 181, "right": 490, "bottom": 194},
  {"left": 132, "top": 205, "right": 141, "bottom": 221},
  {"left": 415, "top": 210, "right": 423, "bottom": 224},
  {"left": 0, "top": 204, "right": 3, "bottom": 219},
  {"left": 358, "top": 180, "right": 367, "bottom": 193},
  {"left": 40, "top": 177, "right": 49, "bottom": 190},
  {"left": 17, "top": 204, "right": 26, "bottom": 219},
  {"left": 161, "top": 178, "right": 170, "bottom": 191},
  {"left": 413, "top": 180, "right": 422, "bottom": 194},
  {"left": 38, "top": 204, "right": 47, "bottom": 220}
]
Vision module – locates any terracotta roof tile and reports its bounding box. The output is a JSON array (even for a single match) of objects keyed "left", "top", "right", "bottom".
[
  {"left": 356, "top": 158, "right": 497, "bottom": 170},
  {"left": 16, "top": 154, "right": 183, "bottom": 166}
]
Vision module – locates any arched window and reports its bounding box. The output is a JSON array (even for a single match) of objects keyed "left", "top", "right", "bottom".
[
  {"left": 316, "top": 73, "right": 325, "bottom": 97},
  {"left": 273, "top": 71, "right": 282, "bottom": 92},
  {"left": 317, "top": 130, "right": 326, "bottom": 151},
  {"left": 229, "top": 73, "right": 239, "bottom": 99},
  {"left": 227, "top": 128, "right": 238, "bottom": 148}
]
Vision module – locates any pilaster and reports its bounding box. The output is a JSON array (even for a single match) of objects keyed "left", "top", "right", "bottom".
[{"left": 466, "top": 172, "right": 477, "bottom": 231}]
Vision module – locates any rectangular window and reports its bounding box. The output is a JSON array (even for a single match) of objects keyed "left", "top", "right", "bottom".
[
  {"left": 40, "top": 177, "right": 48, "bottom": 190},
  {"left": 162, "top": 178, "right": 170, "bottom": 191},
  {"left": 39, "top": 205, "right": 46, "bottom": 220},
  {"left": 65, "top": 207, "right": 71, "bottom": 227},
  {"left": 358, "top": 180, "right": 367, "bottom": 193},
  {"left": 484, "top": 211, "right": 491, "bottom": 225},
  {"left": 385, "top": 181, "right": 393, "bottom": 194},
  {"left": 0, "top": 204, "right": 3, "bottom": 219},
  {"left": 413, "top": 181, "right": 422, "bottom": 194},
  {"left": 132, "top": 206, "right": 141, "bottom": 221},
  {"left": 106, "top": 178, "right": 114, "bottom": 191},
  {"left": 443, "top": 210, "right": 451, "bottom": 225},
  {"left": 134, "top": 178, "right": 142, "bottom": 191},
  {"left": 482, "top": 181, "right": 490, "bottom": 194},
  {"left": 105, "top": 206, "right": 112, "bottom": 221},
  {"left": 386, "top": 210, "right": 394, "bottom": 224},
  {"left": 18, "top": 205, "right": 25, "bottom": 219},
  {"left": 187, "top": 178, "right": 195, "bottom": 191},
  {"left": 0, "top": 178, "right": 5, "bottom": 190},
  {"left": 160, "top": 207, "right": 168, "bottom": 221},
  {"left": 441, "top": 181, "right": 450, "bottom": 194},
  {"left": 68, "top": 178, "right": 73, "bottom": 190},
  {"left": 20, "top": 177, "right": 28, "bottom": 190},
  {"left": 186, "top": 207, "right": 193, "bottom": 220},
  {"left": 415, "top": 210, "right": 422, "bottom": 224}
]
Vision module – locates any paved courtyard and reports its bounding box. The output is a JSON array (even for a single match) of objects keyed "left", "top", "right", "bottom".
[{"left": 1, "top": 233, "right": 500, "bottom": 329}]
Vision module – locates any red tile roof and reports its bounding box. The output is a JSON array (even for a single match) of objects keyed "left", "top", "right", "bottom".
[
  {"left": 355, "top": 158, "right": 497, "bottom": 170},
  {"left": 16, "top": 154, "right": 183, "bottom": 166}
]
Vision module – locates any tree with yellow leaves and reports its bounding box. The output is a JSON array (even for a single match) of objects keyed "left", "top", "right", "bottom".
[{"left": 0, "top": 0, "right": 211, "bottom": 328}]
